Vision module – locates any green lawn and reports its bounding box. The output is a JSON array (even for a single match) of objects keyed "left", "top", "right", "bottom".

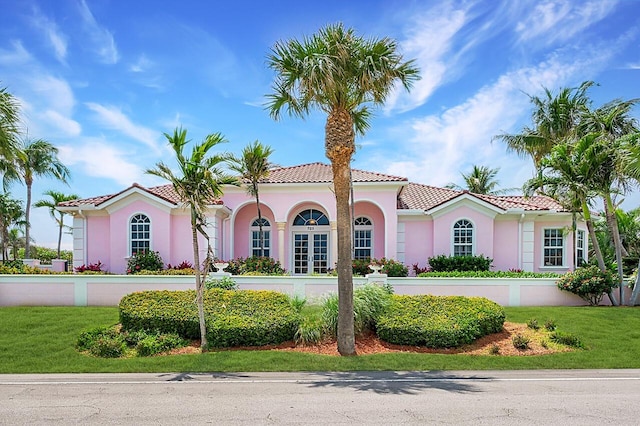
[{"left": 0, "top": 306, "right": 638, "bottom": 373}]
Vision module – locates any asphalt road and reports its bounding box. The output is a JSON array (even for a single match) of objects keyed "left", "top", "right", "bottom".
[{"left": 1, "top": 370, "right": 639, "bottom": 425}]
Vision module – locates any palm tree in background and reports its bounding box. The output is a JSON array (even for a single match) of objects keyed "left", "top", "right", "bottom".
[
  {"left": 266, "top": 23, "right": 420, "bottom": 355},
  {"left": 0, "top": 85, "right": 20, "bottom": 162},
  {"left": 34, "top": 190, "right": 79, "bottom": 259},
  {"left": 0, "top": 192, "right": 24, "bottom": 261},
  {"left": 1, "top": 138, "right": 70, "bottom": 259},
  {"left": 227, "top": 141, "right": 276, "bottom": 257},
  {"left": 446, "top": 165, "right": 514, "bottom": 195},
  {"left": 494, "top": 81, "right": 594, "bottom": 172},
  {"left": 146, "top": 127, "right": 239, "bottom": 350}
]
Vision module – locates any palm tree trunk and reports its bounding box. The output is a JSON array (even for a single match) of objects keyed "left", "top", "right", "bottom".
[
  {"left": 582, "top": 202, "right": 616, "bottom": 305},
  {"left": 192, "top": 212, "right": 208, "bottom": 350},
  {"left": 255, "top": 187, "right": 264, "bottom": 257},
  {"left": 604, "top": 194, "right": 625, "bottom": 305},
  {"left": 25, "top": 182, "right": 32, "bottom": 259},
  {"left": 326, "top": 107, "right": 356, "bottom": 356}
]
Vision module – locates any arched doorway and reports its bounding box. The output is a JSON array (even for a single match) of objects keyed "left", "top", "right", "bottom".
[{"left": 291, "top": 208, "right": 330, "bottom": 274}]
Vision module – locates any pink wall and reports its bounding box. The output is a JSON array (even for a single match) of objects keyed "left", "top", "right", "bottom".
[
  {"left": 86, "top": 215, "right": 110, "bottom": 269},
  {"left": 433, "top": 206, "right": 495, "bottom": 258},
  {"left": 232, "top": 203, "right": 276, "bottom": 259},
  {"left": 402, "top": 219, "right": 432, "bottom": 272},
  {"left": 354, "top": 201, "right": 385, "bottom": 259},
  {"left": 169, "top": 213, "right": 195, "bottom": 267},
  {"left": 492, "top": 220, "right": 519, "bottom": 271}
]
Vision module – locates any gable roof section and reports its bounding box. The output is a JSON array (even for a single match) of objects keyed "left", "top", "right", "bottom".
[
  {"left": 259, "top": 162, "right": 408, "bottom": 184},
  {"left": 58, "top": 183, "right": 223, "bottom": 208},
  {"left": 398, "top": 182, "right": 566, "bottom": 212}
]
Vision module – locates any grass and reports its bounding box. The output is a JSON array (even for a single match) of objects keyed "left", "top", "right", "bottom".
[{"left": 1, "top": 306, "right": 639, "bottom": 373}]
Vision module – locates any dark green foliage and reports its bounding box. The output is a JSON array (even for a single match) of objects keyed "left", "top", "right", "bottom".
[
  {"left": 118, "top": 289, "right": 300, "bottom": 348},
  {"left": 376, "top": 295, "right": 505, "bottom": 348},
  {"left": 294, "top": 315, "right": 323, "bottom": 345},
  {"left": 135, "top": 332, "right": 188, "bottom": 357},
  {"left": 126, "top": 251, "right": 164, "bottom": 274},
  {"left": 205, "top": 276, "right": 238, "bottom": 290},
  {"left": 16, "top": 246, "right": 73, "bottom": 263},
  {"left": 427, "top": 254, "right": 493, "bottom": 272},
  {"left": 544, "top": 319, "right": 557, "bottom": 331},
  {"left": 550, "top": 331, "right": 583, "bottom": 348},
  {"left": 223, "top": 256, "right": 286, "bottom": 275},
  {"left": 556, "top": 266, "right": 617, "bottom": 305},
  {"left": 512, "top": 333, "right": 530, "bottom": 350},
  {"left": 418, "top": 270, "right": 561, "bottom": 278},
  {"left": 77, "top": 325, "right": 126, "bottom": 358}
]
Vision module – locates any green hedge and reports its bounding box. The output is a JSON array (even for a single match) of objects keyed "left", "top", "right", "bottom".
[
  {"left": 428, "top": 254, "right": 493, "bottom": 272},
  {"left": 376, "top": 295, "right": 505, "bottom": 348},
  {"left": 417, "top": 270, "right": 561, "bottom": 278},
  {"left": 119, "top": 289, "right": 300, "bottom": 348}
]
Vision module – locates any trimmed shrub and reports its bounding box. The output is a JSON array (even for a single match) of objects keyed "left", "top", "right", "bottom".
[
  {"left": 136, "top": 333, "right": 188, "bottom": 357},
  {"left": 119, "top": 289, "right": 300, "bottom": 348},
  {"left": 77, "top": 325, "right": 126, "bottom": 358},
  {"left": 127, "top": 251, "right": 164, "bottom": 274},
  {"left": 427, "top": 254, "right": 493, "bottom": 272},
  {"left": 417, "top": 270, "right": 561, "bottom": 278},
  {"left": 512, "top": 333, "right": 530, "bottom": 350},
  {"left": 376, "top": 295, "right": 505, "bottom": 348},
  {"left": 556, "top": 266, "right": 617, "bottom": 306}
]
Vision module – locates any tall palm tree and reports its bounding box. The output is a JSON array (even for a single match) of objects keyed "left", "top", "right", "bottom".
[
  {"left": 146, "top": 127, "right": 239, "bottom": 350},
  {"left": 34, "top": 190, "right": 79, "bottom": 259},
  {"left": 0, "top": 192, "right": 24, "bottom": 261},
  {"left": 266, "top": 23, "right": 419, "bottom": 355},
  {"left": 227, "top": 141, "right": 276, "bottom": 257},
  {"left": 445, "top": 165, "right": 514, "bottom": 195},
  {"left": 1, "top": 138, "right": 70, "bottom": 259},
  {"left": 0, "top": 85, "right": 20, "bottom": 162},
  {"left": 494, "top": 81, "right": 594, "bottom": 172}
]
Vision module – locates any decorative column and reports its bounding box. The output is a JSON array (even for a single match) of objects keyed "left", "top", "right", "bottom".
[
  {"left": 330, "top": 220, "right": 338, "bottom": 270},
  {"left": 277, "top": 222, "right": 286, "bottom": 266},
  {"left": 522, "top": 221, "right": 535, "bottom": 272}
]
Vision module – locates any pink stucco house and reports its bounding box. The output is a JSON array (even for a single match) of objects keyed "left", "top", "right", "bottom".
[{"left": 57, "top": 162, "right": 586, "bottom": 275}]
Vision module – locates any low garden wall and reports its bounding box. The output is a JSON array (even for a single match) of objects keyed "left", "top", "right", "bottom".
[{"left": 0, "top": 273, "right": 614, "bottom": 307}]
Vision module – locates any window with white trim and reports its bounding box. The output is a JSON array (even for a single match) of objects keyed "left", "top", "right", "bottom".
[
  {"left": 354, "top": 216, "right": 373, "bottom": 260},
  {"left": 130, "top": 214, "right": 150, "bottom": 256},
  {"left": 543, "top": 228, "right": 564, "bottom": 266},
  {"left": 453, "top": 219, "right": 473, "bottom": 256},
  {"left": 576, "top": 229, "right": 586, "bottom": 266},
  {"left": 251, "top": 218, "right": 270, "bottom": 257}
]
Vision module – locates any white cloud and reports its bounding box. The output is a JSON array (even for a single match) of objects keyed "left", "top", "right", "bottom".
[
  {"left": 29, "top": 6, "right": 68, "bottom": 63},
  {"left": 85, "top": 102, "right": 162, "bottom": 153},
  {"left": 77, "top": 0, "right": 119, "bottom": 64},
  {"left": 386, "top": 2, "right": 471, "bottom": 112},
  {"left": 378, "top": 46, "right": 616, "bottom": 189},
  {"left": 0, "top": 40, "right": 32, "bottom": 66},
  {"left": 41, "top": 110, "right": 81, "bottom": 136},
  {"left": 129, "top": 54, "right": 153, "bottom": 73},
  {"left": 58, "top": 140, "right": 147, "bottom": 187},
  {"left": 516, "top": 0, "right": 618, "bottom": 46}
]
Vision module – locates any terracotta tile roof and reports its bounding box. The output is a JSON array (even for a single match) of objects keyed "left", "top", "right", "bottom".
[
  {"left": 57, "top": 183, "right": 223, "bottom": 208},
  {"left": 397, "top": 182, "right": 567, "bottom": 212},
  {"left": 259, "top": 162, "right": 408, "bottom": 184}
]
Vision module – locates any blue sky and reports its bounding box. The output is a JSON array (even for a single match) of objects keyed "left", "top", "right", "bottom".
[{"left": 1, "top": 0, "right": 639, "bottom": 250}]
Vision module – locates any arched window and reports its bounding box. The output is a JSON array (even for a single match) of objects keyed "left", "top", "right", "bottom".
[
  {"left": 293, "top": 209, "right": 329, "bottom": 226},
  {"left": 354, "top": 216, "right": 373, "bottom": 260},
  {"left": 251, "top": 218, "right": 271, "bottom": 257},
  {"left": 130, "top": 214, "right": 150, "bottom": 256},
  {"left": 452, "top": 219, "right": 473, "bottom": 256}
]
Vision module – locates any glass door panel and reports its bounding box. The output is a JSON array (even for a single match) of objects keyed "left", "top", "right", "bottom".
[
  {"left": 293, "top": 234, "right": 309, "bottom": 274},
  {"left": 313, "top": 233, "right": 328, "bottom": 274}
]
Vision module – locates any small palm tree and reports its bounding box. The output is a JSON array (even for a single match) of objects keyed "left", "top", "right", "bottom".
[
  {"left": 446, "top": 165, "right": 514, "bottom": 195},
  {"left": 34, "top": 190, "right": 79, "bottom": 259},
  {"left": 267, "top": 23, "right": 419, "bottom": 355},
  {"left": 1, "top": 138, "right": 70, "bottom": 259},
  {"left": 227, "top": 141, "right": 276, "bottom": 257},
  {"left": 146, "top": 127, "right": 239, "bottom": 350}
]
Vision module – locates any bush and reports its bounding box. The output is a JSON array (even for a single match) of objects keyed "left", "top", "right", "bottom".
[
  {"left": 205, "top": 275, "right": 238, "bottom": 290},
  {"left": 77, "top": 326, "right": 126, "bottom": 358},
  {"left": 417, "top": 270, "right": 561, "bottom": 278},
  {"left": 75, "top": 261, "right": 105, "bottom": 273},
  {"left": 127, "top": 251, "right": 164, "bottom": 274},
  {"left": 17, "top": 246, "right": 73, "bottom": 263},
  {"left": 294, "top": 316, "right": 324, "bottom": 346},
  {"left": 222, "top": 256, "right": 287, "bottom": 275},
  {"left": 167, "top": 260, "right": 193, "bottom": 270},
  {"left": 427, "top": 254, "right": 493, "bottom": 272},
  {"left": 322, "top": 283, "right": 393, "bottom": 337},
  {"left": 352, "top": 257, "right": 408, "bottom": 277},
  {"left": 135, "top": 333, "right": 188, "bottom": 357},
  {"left": 526, "top": 318, "right": 540, "bottom": 330},
  {"left": 512, "top": 333, "right": 530, "bottom": 350},
  {"left": 134, "top": 268, "right": 196, "bottom": 275},
  {"left": 556, "top": 266, "right": 617, "bottom": 305},
  {"left": 376, "top": 295, "right": 505, "bottom": 348},
  {"left": 550, "top": 331, "right": 583, "bottom": 348},
  {"left": 544, "top": 319, "right": 557, "bottom": 331},
  {"left": 119, "top": 289, "right": 300, "bottom": 348}
]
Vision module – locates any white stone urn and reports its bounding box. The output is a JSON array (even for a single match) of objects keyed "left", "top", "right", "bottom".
[
  {"left": 368, "top": 264, "right": 382, "bottom": 274},
  {"left": 213, "top": 262, "right": 229, "bottom": 273}
]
